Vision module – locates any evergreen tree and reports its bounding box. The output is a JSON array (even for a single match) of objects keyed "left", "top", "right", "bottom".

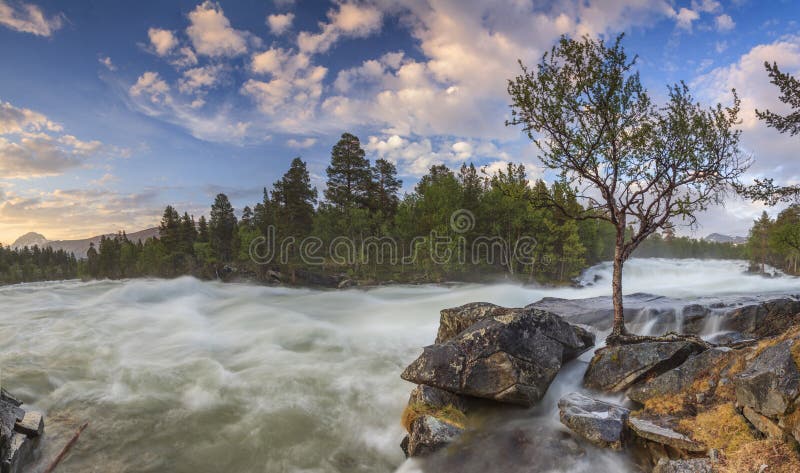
[
  {"left": 197, "top": 215, "right": 209, "bottom": 243},
  {"left": 159, "top": 205, "right": 182, "bottom": 253},
  {"left": 209, "top": 194, "right": 238, "bottom": 263},
  {"left": 324, "top": 132, "right": 371, "bottom": 209},
  {"left": 241, "top": 206, "right": 254, "bottom": 230},
  {"left": 370, "top": 158, "right": 402, "bottom": 218},
  {"left": 273, "top": 157, "right": 317, "bottom": 238}
]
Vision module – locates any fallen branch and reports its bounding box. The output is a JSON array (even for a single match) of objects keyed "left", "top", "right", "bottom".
[{"left": 42, "top": 422, "right": 88, "bottom": 473}]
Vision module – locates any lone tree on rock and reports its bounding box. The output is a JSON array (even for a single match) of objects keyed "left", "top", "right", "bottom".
[{"left": 507, "top": 34, "right": 749, "bottom": 344}]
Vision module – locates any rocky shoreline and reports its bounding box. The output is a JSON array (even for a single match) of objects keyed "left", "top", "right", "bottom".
[
  {"left": 0, "top": 389, "right": 44, "bottom": 473},
  {"left": 398, "top": 293, "right": 800, "bottom": 472}
]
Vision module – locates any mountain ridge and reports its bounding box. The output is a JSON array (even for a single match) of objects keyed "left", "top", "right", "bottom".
[{"left": 10, "top": 227, "right": 159, "bottom": 258}]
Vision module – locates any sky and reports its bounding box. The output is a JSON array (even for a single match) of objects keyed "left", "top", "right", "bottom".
[{"left": 0, "top": 0, "right": 798, "bottom": 245}]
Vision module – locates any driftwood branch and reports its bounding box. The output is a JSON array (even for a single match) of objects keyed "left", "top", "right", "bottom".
[{"left": 42, "top": 422, "right": 88, "bottom": 473}]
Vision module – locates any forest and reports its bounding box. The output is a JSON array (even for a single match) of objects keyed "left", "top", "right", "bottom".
[{"left": 0, "top": 132, "right": 747, "bottom": 286}]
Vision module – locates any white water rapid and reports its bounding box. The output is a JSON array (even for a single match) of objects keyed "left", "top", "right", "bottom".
[{"left": 0, "top": 259, "right": 798, "bottom": 472}]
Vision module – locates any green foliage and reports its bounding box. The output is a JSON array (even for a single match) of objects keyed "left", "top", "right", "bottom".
[
  {"left": 745, "top": 206, "right": 800, "bottom": 274},
  {"left": 16, "top": 131, "right": 748, "bottom": 288},
  {"left": 0, "top": 243, "right": 78, "bottom": 284}
]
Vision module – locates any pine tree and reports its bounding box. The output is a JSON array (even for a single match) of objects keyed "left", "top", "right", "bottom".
[
  {"left": 241, "top": 206, "right": 254, "bottom": 230},
  {"left": 209, "top": 194, "right": 238, "bottom": 263},
  {"left": 370, "top": 158, "right": 402, "bottom": 218},
  {"left": 180, "top": 212, "right": 197, "bottom": 254},
  {"left": 324, "top": 132, "right": 371, "bottom": 209},
  {"left": 197, "top": 215, "right": 209, "bottom": 243},
  {"left": 273, "top": 157, "right": 317, "bottom": 237},
  {"left": 159, "top": 205, "right": 181, "bottom": 253}
]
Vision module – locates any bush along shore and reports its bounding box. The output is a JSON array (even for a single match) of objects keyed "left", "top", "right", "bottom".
[{"left": 399, "top": 293, "right": 800, "bottom": 472}]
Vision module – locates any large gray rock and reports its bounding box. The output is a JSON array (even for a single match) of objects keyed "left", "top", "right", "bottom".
[
  {"left": 584, "top": 341, "right": 706, "bottom": 392},
  {"left": 405, "top": 415, "right": 464, "bottom": 457},
  {"left": 558, "top": 392, "right": 630, "bottom": 449},
  {"left": 408, "top": 384, "right": 469, "bottom": 412},
  {"left": 402, "top": 308, "right": 595, "bottom": 406},
  {"left": 436, "top": 302, "right": 509, "bottom": 343},
  {"left": 724, "top": 298, "right": 800, "bottom": 337},
  {"left": 628, "top": 348, "right": 732, "bottom": 404},
  {"left": 652, "top": 458, "right": 713, "bottom": 473},
  {"left": 627, "top": 417, "right": 706, "bottom": 452},
  {"left": 734, "top": 339, "right": 800, "bottom": 417}
]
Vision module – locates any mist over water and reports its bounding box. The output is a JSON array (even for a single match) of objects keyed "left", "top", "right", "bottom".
[{"left": 1, "top": 259, "right": 798, "bottom": 472}]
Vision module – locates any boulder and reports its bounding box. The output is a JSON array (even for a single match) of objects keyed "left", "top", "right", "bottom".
[
  {"left": 627, "top": 417, "right": 706, "bottom": 452},
  {"left": 402, "top": 308, "right": 594, "bottom": 406},
  {"left": 408, "top": 384, "right": 468, "bottom": 412},
  {"left": 1, "top": 432, "right": 33, "bottom": 473},
  {"left": 436, "top": 302, "right": 508, "bottom": 343},
  {"left": 557, "top": 392, "right": 630, "bottom": 449},
  {"left": 405, "top": 415, "right": 464, "bottom": 457},
  {"left": 628, "top": 348, "right": 732, "bottom": 404},
  {"left": 734, "top": 339, "right": 800, "bottom": 417},
  {"left": 13, "top": 412, "right": 43, "bottom": 438},
  {"left": 584, "top": 340, "right": 706, "bottom": 392},
  {"left": 724, "top": 298, "right": 800, "bottom": 338},
  {"left": 652, "top": 458, "right": 713, "bottom": 473},
  {"left": 742, "top": 406, "right": 784, "bottom": 440}
]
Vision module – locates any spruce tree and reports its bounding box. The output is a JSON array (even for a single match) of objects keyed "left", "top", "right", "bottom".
[
  {"left": 273, "top": 157, "right": 317, "bottom": 237},
  {"left": 197, "top": 215, "right": 209, "bottom": 243},
  {"left": 370, "top": 158, "right": 402, "bottom": 217},
  {"left": 324, "top": 132, "right": 371, "bottom": 209},
  {"left": 159, "top": 205, "right": 181, "bottom": 253},
  {"left": 209, "top": 194, "right": 238, "bottom": 262}
]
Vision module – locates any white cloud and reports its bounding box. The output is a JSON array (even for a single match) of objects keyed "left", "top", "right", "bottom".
[
  {"left": 286, "top": 137, "right": 316, "bottom": 148},
  {"left": 692, "top": 36, "right": 800, "bottom": 232},
  {"left": 715, "top": 14, "right": 735, "bottom": 32},
  {"left": 130, "top": 71, "right": 170, "bottom": 104},
  {"left": 0, "top": 0, "right": 62, "bottom": 36},
  {"left": 178, "top": 64, "right": 224, "bottom": 94},
  {"left": 674, "top": 8, "right": 700, "bottom": 30},
  {"left": 187, "top": 1, "right": 248, "bottom": 57},
  {"left": 267, "top": 12, "right": 294, "bottom": 35},
  {"left": 297, "top": 2, "right": 383, "bottom": 54},
  {"left": 0, "top": 100, "right": 116, "bottom": 179},
  {"left": 99, "top": 56, "right": 116, "bottom": 71},
  {"left": 148, "top": 27, "right": 178, "bottom": 56},
  {"left": 691, "top": 0, "right": 721, "bottom": 14}
]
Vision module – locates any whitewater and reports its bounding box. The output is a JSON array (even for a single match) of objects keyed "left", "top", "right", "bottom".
[{"left": 1, "top": 258, "right": 798, "bottom": 472}]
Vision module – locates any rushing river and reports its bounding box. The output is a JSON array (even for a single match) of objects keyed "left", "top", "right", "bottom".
[{"left": 1, "top": 258, "right": 798, "bottom": 472}]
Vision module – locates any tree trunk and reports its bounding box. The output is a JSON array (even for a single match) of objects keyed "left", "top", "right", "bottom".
[{"left": 610, "top": 230, "right": 627, "bottom": 338}]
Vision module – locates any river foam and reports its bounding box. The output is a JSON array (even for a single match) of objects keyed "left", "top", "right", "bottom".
[{"left": 0, "top": 259, "right": 797, "bottom": 472}]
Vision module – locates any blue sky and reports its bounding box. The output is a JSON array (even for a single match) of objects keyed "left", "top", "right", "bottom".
[{"left": 0, "top": 0, "right": 798, "bottom": 244}]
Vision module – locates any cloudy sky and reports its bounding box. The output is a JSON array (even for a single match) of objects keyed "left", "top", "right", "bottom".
[{"left": 0, "top": 0, "right": 798, "bottom": 244}]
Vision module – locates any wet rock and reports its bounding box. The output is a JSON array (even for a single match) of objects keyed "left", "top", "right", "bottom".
[
  {"left": 628, "top": 348, "right": 732, "bottom": 404},
  {"left": 13, "top": 412, "right": 43, "bottom": 438},
  {"left": 584, "top": 341, "right": 706, "bottom": 392},
  {"left": 734, "top": 339, "right": 800, "bottom": 417},
  {"left": 408, "top": 385, "right": 468, "bottom": 412},
  {"left": 1, "top": 433, "right": 33, "bottom": 473},
  {"left": 743, "top": 406, "right": 784, "bottom": 440},
  {"left": 435, "top": 302, "right": 508, "bottom": 343},
  {"left": 337, "top": 278, "right": 354, "bottom": 289},
  {"left": 724, "top": 298, "right": 800, "bottom": 338},
  {"left": 557, "top": 392, "right": 630, "bottom": 449},
  {"left": 527, "top": 293, "right": 675, "bottom": 331},
  {"left": 402, "top": 308, "right": 594, "bottom": 406},
  {"left": 652, "top": 458, "right": 713, "bottom": 473},
  {"left": 406, "top": 415, "right": 464, "bottom": 457},
  {"left": 627, "top": 417, "right": 706, "bottom": 452}
]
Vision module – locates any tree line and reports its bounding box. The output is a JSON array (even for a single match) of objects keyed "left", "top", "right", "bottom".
[
  {"left": 71, "top": 131, "right": 744, "bottom": 286},
  {"left": 747, "top": 207, "right": 800, "bottom": 275},
  {"left": 0, "top": 245, "right": 78, "bottom": 284}
]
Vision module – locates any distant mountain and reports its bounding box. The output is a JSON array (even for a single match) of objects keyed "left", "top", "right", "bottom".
[
  {"left": 10, "top": 227, "right": 160, "bottom": 258},
  {"left": 11, "top": 232, "right": 49, "bottom": 249},
  {"left": 704, "top": 233, "right": 747, "bottom": 245}
]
